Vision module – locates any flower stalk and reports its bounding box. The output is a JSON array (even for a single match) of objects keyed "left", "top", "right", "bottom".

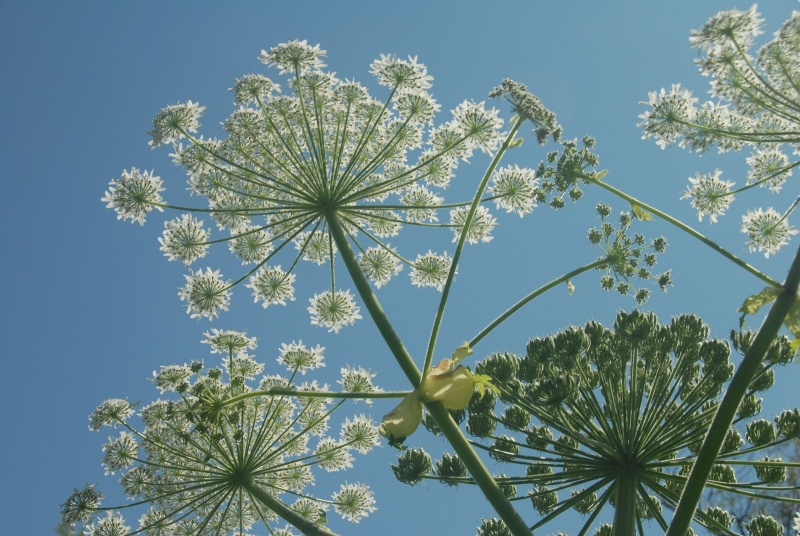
[
  {"left": 241, "top": 476, "right": 342, "bottom": 536},
  {"left": 581, "top": 172, "right": 780, "bottom": 288},
  {"left": 325, "top": 210, "right": 533, "bottom": 536}
]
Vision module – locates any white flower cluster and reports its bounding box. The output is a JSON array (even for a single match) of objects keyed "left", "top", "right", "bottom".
[
  {"left": 639, "top": 7, "right": 800, "bottom": 256},
  {"left": 102, "top": 40, "right": 545, "bottom": 329},
  {"left": 64, "top": 329, "right": 381, "bottom": 534}
]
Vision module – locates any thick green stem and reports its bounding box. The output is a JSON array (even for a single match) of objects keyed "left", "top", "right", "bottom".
[
  {"left": 612, "top": 467, "right": 639, "bottom": 536},
  {"left": 326, "top": 212, "right": 533, "bottom": 536},
  {"left": 242, "top": 475, "right": 341, "bottom": 536},
  {"left": 582, "top": 173, "right": 780, "bottom": 288},
  {"left": 666, "top": 244, "right": 800, "bottom": 536}
]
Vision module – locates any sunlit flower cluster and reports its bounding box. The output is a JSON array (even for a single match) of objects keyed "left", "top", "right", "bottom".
[
  {"left": 61, "top": 329, "right": 380, "bottom": 535},
  {"left": 99, "top": 40, "right": 565, "bottom": 330},
  {"left": 639, "top": 6, "right": 800, "bottom": 255}
]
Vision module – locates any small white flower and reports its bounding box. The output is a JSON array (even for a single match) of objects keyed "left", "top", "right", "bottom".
[
  {"left": 277, "top": 340, "right": 325, "bottom": 374},
  {"left": 410, "top": 250, "right": 454, "bottom": 291},
  {"left": 178, "top": 268, "right": 231, "bottom": 320},
  {"left": 489, "top": 165, "right": 539, "bottom": 217},
  {"left": 741, "top": 207, "right": 798, "bottom": 257},
  {"left": 247, "top": 265, "right": 296, "bottom": 308},
  {"left": 308, "top": 290, "right": 362, "bottom": 333},
  {"left": 681, "top": 169, "right": 734, "bottom": 223},
  {"left": 259, "top": 40, "right": 327, "bottom": 75},
  {"left": 332, "top": 482, "right": 376, "bottom": 523},
  {"left": 148, "top": 101, "right": 205, "bottom": 148},
  {"left": 159, "top": 214, "right": 210, "bottom": 265},
  {"left": 370, "top": 53, "right": 432, "bottom": 91},
  {"left": 359, "top": 246, "right": 403, "bottom": 288},
  {"left": 449, "top": 205, "right": 497, "bottom": 244},
  {"left": 202, "top": 328, "right": 257, "bottom": 355},
  {"left": 101, "top": 168, "right": 164, "bottom": 226}
]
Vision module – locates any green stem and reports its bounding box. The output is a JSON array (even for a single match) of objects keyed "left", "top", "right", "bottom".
[
  {"left": 326, "top": 211, "right": 422, "bottom": 386},
  {"left": 325, "top": 211, "right": 533, "bottom": 536},
  {"left": 612, "top": 467, "right": 639, "bottom": 536},
  {"left": 666, "top": 244, "right": 800, "bottom": 536},
  {"left": 222, "top": 389, "right": 411, "bottom": 407},
  {"left": 241, "top": 474, "right": 340, "bottom": 536},
  {"left": 424, "top": 118, "right": 525, "bottom": 376},
  {"left": 581, "top": 173, "right": 780, "bottom": 288},
  {"left": 469, "top": 258, "right": 607, "bottom": 348}
]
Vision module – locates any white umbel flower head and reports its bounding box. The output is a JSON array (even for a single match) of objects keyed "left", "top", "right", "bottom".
[
  {"left": 101, "top": 168, "right": 164, "bottom": 226},
  {"left": 148, "top": 101, "right": 205, "bottom": 148},
  {"left": 277, "top": 340, "right": 325, "bottom": 374},
  {"left": 332, "top": 483, "right": 377, "bottom": 523},
  {"left": 246, "top": 265, "right": 296, "bottom": 308},
  {"left": 159, "top": 214, "right": 210, "bottom": 265},
  {"left": 489, "top": 165, "right": 539, "bottom": 217},
  {"left": 308, "top": 290, "right": 362, "bottom": 333},
  {"left": 741, "top": 207, "right": 799, "bottom": 257},
  {"left": 178, "top": 268, "right": 231, "bottom": 320},
  {"left": 681, "top": 169, "right": 734, "bottom": 223},
  {"left": 410, "top": 250, "right": 454, "bottom": 291},
  {"left": 449, "top": 205, "right": 497, "bottom": 244}
]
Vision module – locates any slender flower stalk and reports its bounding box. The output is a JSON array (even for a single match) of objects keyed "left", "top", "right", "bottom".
[{"left": 581, "top": 171, "right": 780, "bottom": 288}]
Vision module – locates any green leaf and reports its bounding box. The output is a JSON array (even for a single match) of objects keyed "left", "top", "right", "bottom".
[
  {"left": 566, "top": 280, "right": 575, "bottom": 295},
  {"left": 508, "top": 137, "right": 524, "bottom": 148},
  {"left": 738, "top": 286, "right": 781, "bottom": 328},
  {"left": 473, "top": 374, "right": 500, "bottom": 398},
  {"left": 783, "top": 299, "right": 800, "bottom": 338},
  {"left": 631, "top": 203, "right": 653, "bottom": 221}
]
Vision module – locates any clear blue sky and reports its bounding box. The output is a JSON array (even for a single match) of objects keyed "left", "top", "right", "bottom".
[{"left": 2, "top": 1, "right": 799, "bottom": 535}]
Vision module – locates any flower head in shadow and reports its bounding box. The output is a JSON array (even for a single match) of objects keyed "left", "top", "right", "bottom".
[{"left": 454, "top": 311, "right": 799, "bottom": 534}]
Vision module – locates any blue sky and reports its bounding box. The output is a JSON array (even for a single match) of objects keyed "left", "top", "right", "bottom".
[{"left": 2, "top": 1, "right": 799, "bottom": 535}]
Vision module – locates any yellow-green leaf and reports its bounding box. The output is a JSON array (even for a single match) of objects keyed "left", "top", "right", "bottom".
[
  {"left": 783, "top": 300, "right": 800, "bottom": 338},
  {"left": 473, "top": 374, "right": 500, "bottom": 398},
  {"left": 631, "top": 203, "right": 653, "bottom": 221},
  {"left": 508, "top": 137, "right": 524, "bottom": 148},
  {"left": 595, "top": 169, "right": 608, "bottom": 180},
  {"left": 739, "top": 287, "right": 781, "bottom": 315},
  {"left": 567, "top": 280, "right": 575, "bottom": 295},
  {"left": 451, "top": 342, "right": 473, "bottom": 364}
]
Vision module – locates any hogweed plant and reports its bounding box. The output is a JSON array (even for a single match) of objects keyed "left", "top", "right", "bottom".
[
  {"left": 66, "top": 6, "right": 800, "bottom": 535},
  {"left": 401, "top": 311, "right": 800, "bottom": 535},
  {"left": 62, "top": 330, "right": 390, "bottom": 536}
]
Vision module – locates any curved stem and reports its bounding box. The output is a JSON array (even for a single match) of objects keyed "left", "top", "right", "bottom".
[
  {"left": 242, "top": 475, "right": 341, "bottom": 536},
  {"left": 325, "top": 211, "right": 533, "bottom": 536},
  {"left": 469, "top": 258, "right": 607, "bottom": 348},
  {"left": 424, "top": 118, "right": 525, "bottom": 376},
  {"left": 581, "top": 173, "right": 780, "bottom": 288},
  {"left": 666, "top": 244, "right": 800, "bottom": 536}
]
